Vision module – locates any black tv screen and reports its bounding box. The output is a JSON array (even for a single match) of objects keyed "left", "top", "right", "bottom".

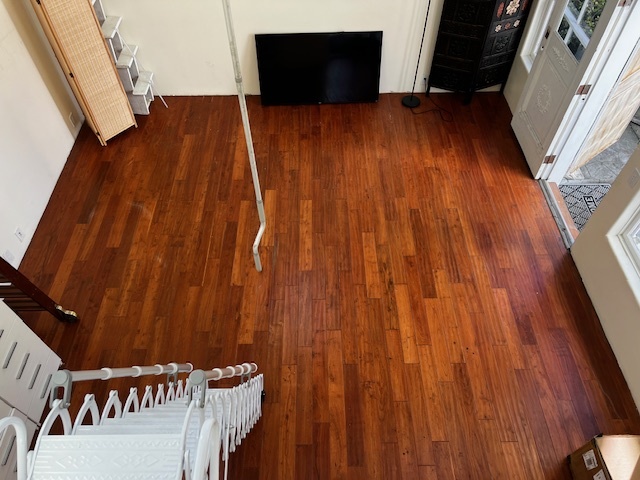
[{"left": 255, "top": 31, "right": 383, "bottom": 106}]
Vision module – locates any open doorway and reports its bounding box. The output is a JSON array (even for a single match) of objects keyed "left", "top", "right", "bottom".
[
  {"left": 558, "top": 108, "right": 640, "bottom": 231},
  {"left": 536, "top": 35, "right": 640, "bottom": 247},
  {"left": 508, "top": 0, "right": 640, "bottom": 246}
]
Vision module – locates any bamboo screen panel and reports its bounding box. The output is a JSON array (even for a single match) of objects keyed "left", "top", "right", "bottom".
[{"left": 40, "top": 0, "right": 134, "bottom": 142}]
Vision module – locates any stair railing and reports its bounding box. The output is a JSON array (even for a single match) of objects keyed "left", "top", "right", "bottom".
[
  {"left": 3, "top": 361, "right": 262, "bottom": 480},
  {"left": 50, "top": 361, "right": 193, "bottom": 408},
  {"left": 188, "top": 362, "right": 257, "bottom": 406},
  {"left": 0, "top": 256, "right": 77, "bottom": 322}
]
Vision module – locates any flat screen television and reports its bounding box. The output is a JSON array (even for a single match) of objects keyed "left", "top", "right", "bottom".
[{"left": 255, "top": 31, "right": 383, "bottom": 106}]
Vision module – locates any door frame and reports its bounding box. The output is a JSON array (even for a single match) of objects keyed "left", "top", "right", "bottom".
[{"left": 542, "top": 0, "right": 640, "bottom": 183}]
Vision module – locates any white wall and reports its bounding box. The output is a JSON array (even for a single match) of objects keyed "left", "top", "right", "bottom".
[
  {"left": 0, "top": 0, "right": 76, "bottom": 267},
  {"left": 105, "top": 0, "right": 445, "bottom": 95},
  {"left": 572, "top": 147, "right": 640, "bottom": 409}
]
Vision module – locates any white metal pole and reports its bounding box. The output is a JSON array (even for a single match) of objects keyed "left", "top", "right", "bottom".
[{"left": 221, "top": 0, "right": 266, "bottom": 272}]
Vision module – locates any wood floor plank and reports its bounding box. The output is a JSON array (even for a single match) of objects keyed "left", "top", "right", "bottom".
[
  {"left": 385, "top": 329, "right": 409, "bottom": 402},
  {"left": 394, "top": 284, "right": 419, "bottom": 364},
  {"left": 278, "top": 365, "right": 297, "bottom": 480},
  {"left": 416, "top": 345, "right": 450, "bottom": 443},
  {"left": 18, "top": 94, "right": 640, "bottom": 480},
  {"left": 362, "top": 231, "right": 383, "bottom": 299},
  {"left": 344, "top": 363, "right": 365, "bottom": 467},
  {"left": 326, "top": 330, "right": 348, "bottom": 479},
  {"left": 296, "top": 346, "right": 313, "bottom": 446},
  {"left": 403, "top": 364, "right": 435, "bottom": 467},
  {"left": 299, "top": 199, "right": 313, "bottom": 271}
]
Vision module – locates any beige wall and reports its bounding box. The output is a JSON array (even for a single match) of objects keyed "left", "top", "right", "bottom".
[
  {"left": 0, "top": 1, "right": 76, "bottom": 266},
  {"left": 8, "top": 0, "right": 542, "bottom": 100},
  {"left": 572, "top": 147, "right": 640, "bottom": 408},
  {"left": 2, "top": 0, "right": 82, "bottom": 132},
  {"left": 102, "top": 0, "right": 446, "bottom": 95}
]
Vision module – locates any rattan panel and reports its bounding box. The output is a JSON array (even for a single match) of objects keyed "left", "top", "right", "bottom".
[{"left": 37, "top": 0, "right": 135, "bottom": 143}]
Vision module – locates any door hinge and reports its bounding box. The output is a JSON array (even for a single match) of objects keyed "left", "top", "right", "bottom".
[
  {"left": 544, "top": 28, "right": 550, "bottom": 39},
  {"left": 576, "top": 84, "right": 592, "bottom": 95},
  {"left": 543, "top": 155, "right": 556, "bottom": 164},
  {"left": 618, "top": 0, "right": 634, "bottom": 7}
]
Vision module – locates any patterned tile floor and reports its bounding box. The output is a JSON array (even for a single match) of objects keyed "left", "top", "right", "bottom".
[{"left": 559, "top": 112, "right": 639, "bottom": 231}]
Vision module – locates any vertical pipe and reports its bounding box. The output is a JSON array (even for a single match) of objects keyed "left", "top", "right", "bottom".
[{"left": 221, "top": 0, "right": 266, "bottom": 272}]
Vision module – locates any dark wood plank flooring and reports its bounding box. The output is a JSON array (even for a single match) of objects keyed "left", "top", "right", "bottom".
[{"left": 20, "top": 93, "right": 640, "bottom": 479}]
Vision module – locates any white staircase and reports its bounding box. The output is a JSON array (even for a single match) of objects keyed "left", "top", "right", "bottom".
[
  {"left": 91, "top": 0, "right": 154, "bottom": 115},
  {"left": 0, "top": 362, "right": 264, "bottom": 480}
]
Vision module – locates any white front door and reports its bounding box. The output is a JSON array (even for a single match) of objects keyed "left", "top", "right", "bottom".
[
  {"left": 567, "top": 40, "right": 640, "bottom": 175},
  {"left": 511, "top": 0, "right": 624, "bottom": 178}
]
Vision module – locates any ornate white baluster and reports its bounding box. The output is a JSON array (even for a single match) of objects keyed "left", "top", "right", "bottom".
[
  {"left": 166, "top": 381, "right": 176, "bottom": 402},
  {"left": 99, "top": 390, "right": 123, "bottom": 424},
  {"left": 72, "top": 394, "right": 100, "bottom": 433},
  {"left": 140, "top": 384, "right": 154, "bottom": 409},
  {"left": 122, "top": 386, "right": 140, "bottom": 416},
  {"left": 155, "top": 383, "right": 166, "bottom": 405}
]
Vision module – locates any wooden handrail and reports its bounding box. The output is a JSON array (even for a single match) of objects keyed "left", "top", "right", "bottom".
[{"left": 0, "top": 256, "right": 77, "bottom": 323}]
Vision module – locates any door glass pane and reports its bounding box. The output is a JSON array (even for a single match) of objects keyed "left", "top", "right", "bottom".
[
  {"left": 558, "top": 17, "right": 570, "bottom": 38},
  {"left": 566, "top": 33, "right": 586, "bottom": 60},
  {"left": 580, "top": 0, "right": 606, "bottom": 36},
  {"left": 556, "top": 0, "right": 607, "bottom": 61},
  {"left": 567, "top": 0, "right": 584, "bottom": 18}
]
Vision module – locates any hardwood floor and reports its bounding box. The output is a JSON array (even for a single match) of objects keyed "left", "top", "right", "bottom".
[{"left": 20, "top": 93, "right": 640, "bottom": 479}]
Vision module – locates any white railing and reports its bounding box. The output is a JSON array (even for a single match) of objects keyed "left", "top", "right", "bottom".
[
  {"left": 49, "top": 361, "right": 193, "bottom": 407},
  {"left": 1, "top": 361, "right": 262, "bottom": 480}
]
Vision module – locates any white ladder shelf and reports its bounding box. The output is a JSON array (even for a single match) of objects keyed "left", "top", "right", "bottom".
[{"left": 91, "top": 0, "right": 154, "bottom": 115}]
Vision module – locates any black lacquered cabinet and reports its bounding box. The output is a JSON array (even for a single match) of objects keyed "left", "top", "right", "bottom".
[{"left": 428, "top": 0, "right": 533, "bottom": 102}]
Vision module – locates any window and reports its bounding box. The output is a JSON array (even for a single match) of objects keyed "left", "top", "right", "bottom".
[
  {"left": 518, "top": 0, "right": 557, "bottom": 69},
  {"left": 519, "top": 0, "right": 607, "bottom": 70},
  {"left": 619, "top": 206, "right": 640, "bottom": 278},
  {"left": 557, "top": 0, "right": 608, "bottom": 61}
]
